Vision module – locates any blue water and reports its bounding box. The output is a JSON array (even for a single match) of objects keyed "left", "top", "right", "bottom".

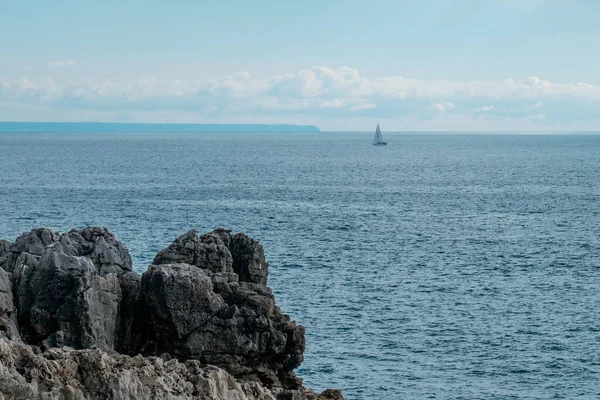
[{"left": 1, "top": 132, "right": 600, "bottom": 399}]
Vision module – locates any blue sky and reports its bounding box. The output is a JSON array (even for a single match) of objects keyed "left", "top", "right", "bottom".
[{"left": 1, "top": 0, "right": 599, "bottom": 130}]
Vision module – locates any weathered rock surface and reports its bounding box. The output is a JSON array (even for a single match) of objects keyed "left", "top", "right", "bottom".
[
  {"left": 153, "top": 229, "right": 235, "bottom": 276},
  {"left": 0, "top": 227, "right": 343, "bottom": 400},
  {"left": 0, "top": 336, "right": 341, "bottom": 400},
  {"left": 115, "top": 271, "right": 143, "bottom": 354},
  {"left": 0, "top": 241, "right": 11, "bottom": 271},
  {"left": 229, "top": 232, "right": 269, "bottom": 285},
  {"left": 10, "top": 227, "right": 132, "bottom": 350},
  {"left": 0, "top": 337, "right": 270, "bottom": 400},
  {"left": 145, "top": 230, "right": 303, "bottom": 388},
  {"left": 1, "top": 227, "right": 132, "bottom": 275},
  {"left": 0, "top": 269, "right": 19, "bottom": 341}
]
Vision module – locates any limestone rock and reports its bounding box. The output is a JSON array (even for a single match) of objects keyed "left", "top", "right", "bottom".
[
  {"left": 59, "top": 226, "right": 133, "bottom": 275},
  {"left": 318, "top": 389, "right": 344, "bottom": 400},
  {"left": 140, "top": 263, "right": 227, "bottom": 355},
  {"left": 0, "top": 337, "right": 277, "bottom": 400},
  {"left": 230, "top": 233, "right": 269, "bottom": 285},
  {"left": 144, "top": 229, "right": 305, "bottom": 388},
  {"left": 1, "top": 227, "right": 132, "bottom": 276},
  {"left": 154, "top": 229, "right": 269, "bottom": 285},
  {"left": 0, "top": 268, "right": 19, "bottom": 340},
  {"left": 13, "top": 244, "right": 122, "bottom": 349},
  {"left": 0, "top": 227, "right": 343, "bottom": 399},
  {"left": 10, "top": 227, "right": 132, "bottom": 350},
  {"left": 152, "top": 229, "right": 234, "bottom": 275},
  {"left": 1, "top": 228, "right": 59, "bottom": 273},
  {"left": 115, "top": 271, "right": 143, "bottom": 354},
  {"left": 0, "top": 240, "right": 12, "bottom": 272}
]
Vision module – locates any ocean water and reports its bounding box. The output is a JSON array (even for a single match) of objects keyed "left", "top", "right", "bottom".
[{"left": 1, "top": 132, "right": 600, "bottom": 399}]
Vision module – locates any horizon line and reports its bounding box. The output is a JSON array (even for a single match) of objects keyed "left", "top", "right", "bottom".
[{"left": 0, "top": 121, "right": 599, "bottom": 134}]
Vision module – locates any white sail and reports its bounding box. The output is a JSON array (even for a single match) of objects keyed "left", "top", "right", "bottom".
[{"left": 372, "top": 123, "right": 386, "bottom": 145}]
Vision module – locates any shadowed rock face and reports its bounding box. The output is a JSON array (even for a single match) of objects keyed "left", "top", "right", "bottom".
[
  {"left": 7, "top": 227, "right": 132, "bottom": 349},
  {"left": 0, "top": 240, "right": 12, "bottom": 270},
  {"left": 230, "top": 232, "right": 269, "bottom": 285},
  {"left": 0, "top": 268, "right": 19, "bottom": 340},
  {"left": 0, "top": 227, "right": 343, "bottom": 400},
  {"left": 144, "top": 229, "right": 304, "bottom": 388}
]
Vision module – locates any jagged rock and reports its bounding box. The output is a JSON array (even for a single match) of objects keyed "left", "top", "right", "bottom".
[
  {"left": 151, "top": 229, "right": 269, "bottom": 285},
  {"left": 0, "top": 228, "right": 59, "bottom": 273},
  {"left": 0, "top": 337, "right": 340, "bottom": 400},
  {"left": 318, "top": 389, "right": 344, "bottom": 400},
  {"left": 13, "top": 244, "right": 122, "bottom": 349},
  {"left": 10, "top": 227, "right": 132, "bottom": 349},
  {"left": 230, "top": 233, "right": 269, "bottom": 285},
  {"left": 58, "top": 227, "right": 133, "bottom": 275},
  {"left": 0, "top": 227, "right": 343, "bottom": 399},
  {"left": 10, "top": 228, "right": 59, "bottom": 257},
  {"left": 152, "top": 229, "right": 234, "bottom": 275},
  {"left": 140, "top": 263, "right": 228, "bottom": 354},
  {"left": 1, "top": 227, "right": 132, "bottom": 276},
  {"left": 0, "top": 240, "right": 12, "bottom": 272},
  {"left": 0, "top": 268, "right": 19, "bottom": 340},
  {"left": 0, "top": 337, "right": 277, "bottom": 400},
  {"left": 144, "top": 229, "right": 304, "bottom": 389}
]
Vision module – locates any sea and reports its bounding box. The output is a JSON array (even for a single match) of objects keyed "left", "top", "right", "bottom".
[{"left": 1, "top": 131, "right": 599, "bottom": 399}]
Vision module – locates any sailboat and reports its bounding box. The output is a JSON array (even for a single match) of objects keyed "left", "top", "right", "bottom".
[{"left": 372, "top": 123, "right": 387, "bottom": 146}]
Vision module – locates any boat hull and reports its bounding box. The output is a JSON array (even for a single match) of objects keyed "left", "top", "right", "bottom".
[{"left": 373, "top": 142, "right": 387, "bottom": 146}]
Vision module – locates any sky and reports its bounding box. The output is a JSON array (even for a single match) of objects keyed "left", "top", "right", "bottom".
[{"left": 1, "top": 0, "right": 599, "bottom": 131}]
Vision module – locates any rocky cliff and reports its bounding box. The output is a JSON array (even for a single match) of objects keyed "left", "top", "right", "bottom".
[{"left": 0, "top": 227, "right": 342, "bottom": 400}]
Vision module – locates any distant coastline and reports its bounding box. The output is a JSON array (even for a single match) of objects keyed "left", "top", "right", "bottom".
[{"left": 0, "top": 122, "right": 320, "bottom": 133}]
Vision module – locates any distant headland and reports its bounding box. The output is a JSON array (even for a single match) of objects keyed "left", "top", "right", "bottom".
[{"left": 0, "top": 122, "right": 321, "bottom": 133}]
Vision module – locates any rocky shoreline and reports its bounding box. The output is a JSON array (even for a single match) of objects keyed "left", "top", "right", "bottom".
[{"left": 0, "top": 227, "right": 342, "bottom": 400}]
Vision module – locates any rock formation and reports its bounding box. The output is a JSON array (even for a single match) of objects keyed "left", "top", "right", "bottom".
[{"left": 0, "top": 227, "right": 342, "bottom": 400}]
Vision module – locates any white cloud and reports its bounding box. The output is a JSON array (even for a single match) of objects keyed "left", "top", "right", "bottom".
[
  {"left": 529, "top": 102, "right": 543, "bottom": 109},
  {"left": 432, "top": 103, "right": 446, "bottom": 112},
  {"left": 1, "top": 66, "right": 600, "bottom": 129},
  {"left": 432, "top": 102, "right": 456, "bottom": 112},
  {"left": 322, "top": 98, "right": 344, "bottom": 108},
  {"left": 47, "top": 60, "right": 76, "bottom": 68},
  {"left": 475, "top": 105, "right": 495, "bottom": 113},
  {"left": 350, "top": 103, "right": 376, "bottom": 111}
]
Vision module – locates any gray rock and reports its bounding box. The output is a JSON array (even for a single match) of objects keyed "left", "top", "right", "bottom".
[
  {"left": 115, "top": 271, "right": 143, "bottom": 354},
  {"left": 0, "top": 337, "right": 282, "bottom": 400},
  {"left": 1, "top": 228, "right": 59, "bottom": 273},
  {"left": 0, "top": 239, "right": 12, "bottom": 272},
  {"left": 0, "top": 226, "right": 343, "bottom": 399},
  {"left": 230, "top": 232, "right": 269, "bottom": 285},
  {"left": 152, "top": 229, "right": 235, "bottom": 275},
  {"left": 0, "top": 338, "right": 338, "bottom": 399},
  {"left": 1, "top": 227, "right": 132, "bottom": 276},
  {"left": 144, "top": 229, "right": 305, "bottom": 388},
  {"left": 10, "top": 228, "right": 60, "bottom": 256},
  {"left": 153, "top": 229, "right": 269, "bottom": 285},
  {"left": 14, "top": 243, "right": 122, "bottom": 349},
  {"left": 9, "top": 227, "right": 132, "bottom": 350},
  {"left": 59, "top": 226, "right": 133, "bottom": 275},
  {"left": 0, "top": 268, "right": 19, "bottom": 340},
  {"left": 141, "top": 263, "right": 227, "bottom": 355}
]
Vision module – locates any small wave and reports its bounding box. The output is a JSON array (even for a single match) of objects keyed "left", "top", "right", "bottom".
[{"left": 278, "top": 264, "right": 305, "bottom": 269}]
